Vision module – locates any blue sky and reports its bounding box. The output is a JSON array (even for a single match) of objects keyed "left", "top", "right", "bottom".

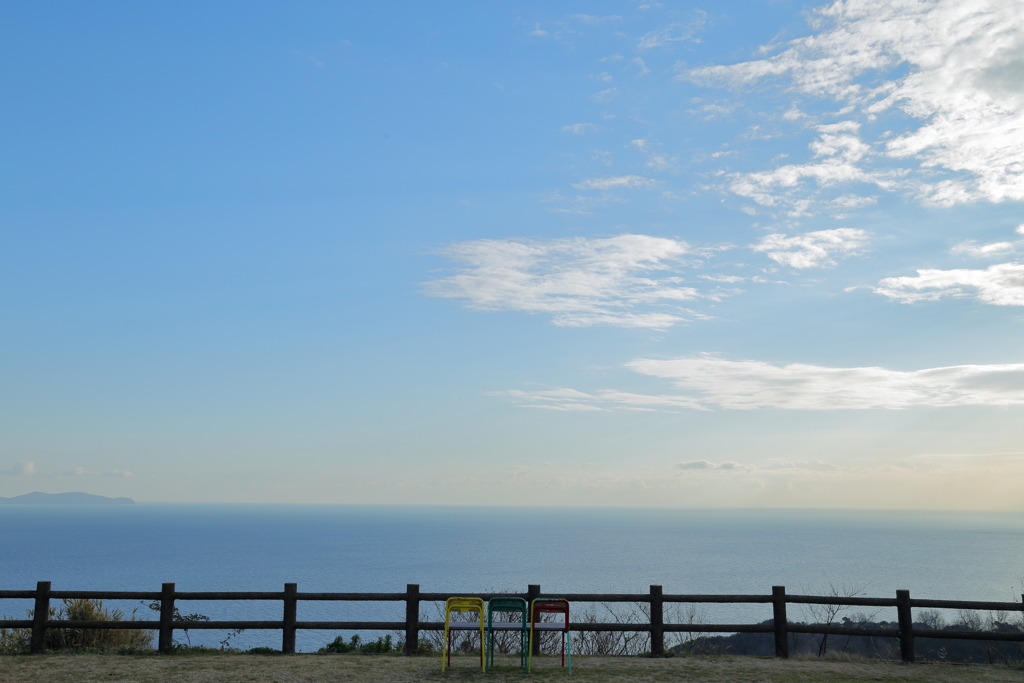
[{"left": 2, "top": 0, "right": 1023, "bottom": 507}]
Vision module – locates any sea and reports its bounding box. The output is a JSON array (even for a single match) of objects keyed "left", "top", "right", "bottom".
[{"left": 1, "top": 505, "right": 1022, "bottom": 652}]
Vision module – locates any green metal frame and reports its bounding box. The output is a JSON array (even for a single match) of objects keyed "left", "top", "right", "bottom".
[{"left": 485, "top": 597, "right": 528, "bottom": 672}]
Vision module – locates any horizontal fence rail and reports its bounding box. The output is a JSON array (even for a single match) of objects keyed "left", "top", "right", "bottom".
[{"left": 2, "top": 582, "right": 1022, "bottom": 661}]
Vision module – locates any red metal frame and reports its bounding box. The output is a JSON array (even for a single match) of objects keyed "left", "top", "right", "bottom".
[{"left": 531, "top": 599, "right": 570, "bottom": 668}]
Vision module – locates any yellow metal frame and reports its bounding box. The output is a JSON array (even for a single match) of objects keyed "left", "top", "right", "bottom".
[{"left": 441, "top": 597, "right": 485, "bottom": 672}]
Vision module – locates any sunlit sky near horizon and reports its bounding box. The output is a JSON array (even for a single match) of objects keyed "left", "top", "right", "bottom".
[{"left": 2, "top": 0, "right": 1024, "bottom": 508}]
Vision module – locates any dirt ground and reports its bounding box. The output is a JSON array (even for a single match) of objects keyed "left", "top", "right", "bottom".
[{"left": 1, "top": 653, "right": 1022, "bottom": 683}]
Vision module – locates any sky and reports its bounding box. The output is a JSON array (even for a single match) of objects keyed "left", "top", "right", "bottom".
[{"left": 2, "top": 0, "right": 1023, "bottom": 508}]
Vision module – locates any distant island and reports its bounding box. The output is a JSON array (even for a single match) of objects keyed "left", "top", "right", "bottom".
[{"left": 0, "top": 492, "right": 135, "bottom": 505}]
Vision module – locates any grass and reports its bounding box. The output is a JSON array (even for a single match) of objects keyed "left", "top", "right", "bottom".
[{"left": 1, "top": 653, "right": 1023, "bottom": 683}]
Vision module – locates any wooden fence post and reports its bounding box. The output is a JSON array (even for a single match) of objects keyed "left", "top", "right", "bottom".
[
  {"left": 896, "top": 589, "right": 914, "bottom": 663},
  {"left": 282, "top": 583, "right": 297, "bottom": 654},
  {"left": 772, "top": 586, "right": 789, "bottom": 658},
  {"left": 159, "top": 582, "right": 176, "bottom": 653},
  {"left": 30, "top": 581, "right": 51, "bottom": 655},
  {"left": 404, "top": 584, "right": 420, "bottom": 655},
  {"left": 527, "top": 584, "right": 541, "bottom": 656},
  {"left": 649, "top": 585, "right": 664, "bottom": 657}
]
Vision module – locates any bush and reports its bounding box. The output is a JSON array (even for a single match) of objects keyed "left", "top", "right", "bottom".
[
  {"left": 0, "top": 599, "right": 153, "bottom": 654},
  {"left": 318, "top": 634, "right": 397, "bottom": 654},
  {"left": 0, "top": 620, "right": 31, "bottom": 654}
]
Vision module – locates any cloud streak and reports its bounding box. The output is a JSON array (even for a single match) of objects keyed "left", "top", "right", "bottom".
[
  {"left": 629, "top": 356, "right": 1024, "bottom": 409},
  {"left": 752, "top": 228, "right": 868, "bottom": 268},
  {"left": 874, "top": 262, "right": 1024, "bottom": 306},
  {"left": 637, "top": 12, "right": 707, "bottom": 49},
  {"left": 426, "top": 235, "right": 706, "bottom": 328},
  {"left": 498, "top": 356, "right": 1024, "bottom": 411},
  {"left": 687, "top": 0, "right": 1024, "bottom": 208},
  {"left": 1, "top": 461, "right": 35, "bottom": 476},
  {"left": 572, "top": 175, "right": 657, "bottom": 190}
]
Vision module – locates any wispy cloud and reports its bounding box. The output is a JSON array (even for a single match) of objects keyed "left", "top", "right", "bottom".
[
  {"left": 589, "top": 87, "right": 619, "bottom": 103},
  {"left": 498, "top": 387, "right": 706, "bottom": 411},
  {"left": 628, "top": 356, "right": 1024, "bottom": 409},
  {"left": 562, "top": 123, "right": 600, "bottom": 135},
  {"left": 874, "top": 263, "right": 1024, "bottom": 306},
  {"left": 498, "top": 356, "right": 1024, "bottom": 411},
  {"left": 951, "top": 240, "right": 1016, "bottom": 258},
  {"left": 1, "top": 461, "right": 35, "bottom": 476},
  {"left": 764, "top": 460, "right": 842, "bottom": 472},
  {"left": 699, "top": 274, "right": 744, "bottom": 283},
  {"left": 425, "top": 235, "right": 706, "bottom": 328},
  {"left": 570, "top": 14, "right": 622, "bottom": 26},
  {"left": 572, "top": 175, "right": 657, "bottom": 190},
  {"left": 637, "top": 12, "right": 707, "bottom": 49},
  {"left": 723, "top": 124, "right": 902, "bottom": 215},
  {"left": 685, "top": 0, "right": 1024, "bottom": 208},
  {"left": 631, "top": 139, "right": 675, "bottom": 171},
  {"left": 676, "top": 459, "right": 747, "bottom": 471},
  {"left": 752, "top": 228, "right": 869, "bottom": 268}
]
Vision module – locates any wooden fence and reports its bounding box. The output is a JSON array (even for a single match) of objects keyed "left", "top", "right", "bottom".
[{"left": 3, "top": 582, "right": 1023, "bottom": 662}]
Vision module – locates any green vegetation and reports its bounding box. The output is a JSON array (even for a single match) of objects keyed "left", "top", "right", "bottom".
[
  {"left": 0, "top": 599, "right": 152, "bottom": 654},
  {"left": 318, "top": 633, "right": 398, "bottom": 654}
]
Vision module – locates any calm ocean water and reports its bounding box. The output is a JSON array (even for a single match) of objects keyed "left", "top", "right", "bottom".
[{"left": 1, "top": 505, "right": 1022, "bottom": 652}]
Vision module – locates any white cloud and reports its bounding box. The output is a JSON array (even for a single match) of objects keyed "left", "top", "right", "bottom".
[
  {"left": 498, "top": 387, "right": 706, "bottom": 411},
  {"left": 569, "top": 14, "right": 623, "bottom": 26},
  {"left": 1017, "top": 223, "right": 1024, "bottom": 235},
  {"left": 572, "top": 175, "right": 657, "bottom": 190},
  {"left": 426, "top": 235, "right": 706, "bottom": 328},
  {"left": 676, "top": 459, "right": 747, "bottom": 471},
  {"left": 105, "top": 469, "right": 135, "bottom": 478},
  {"left": 589, "top": 87, "right": 619, "bottom": 103},
  {"left": 951, "top": 240, "right": 1015, "bottom": 257},
  {"left": 632, "top": 57, "right": 650, "bottom": 77},
  {"left": 699, "top": 274, "right": 744, "bottom": 283},
  {"left": 627, "top": 355, "right": 1024, "bottom": 409},
  {"left": 676, "top": 460, "right": 715, "bottom": 470},
  {"left": 751, "top": 228, "right": 869, "bottom": 268},
  {"left": 638, "top": 13, "right": 707, "bottom": 49},
  {"left": 831, "top": 194, "right": 877, "bottom": 209},
  {"left": 723, "top": 124, "right": 902, "bottom": 215},
  {"left": 686, "top": 0, "right": 1024, "bottom": 207},
  {"left": 529, "top": 23, "right": 548, "bottom": 37},
  {"left": 874, "top": 262, "right": 1024, "bottom": 305},
  {"left": 630, "top": 140, "right": 675, "bottom": 171},
  {"left": 496, "top": 355, "right": 1024, "bottom": 411},
  {"left": 562, "top": 123, "right": 600, "bottom": 135},
  {"left": 2, "top": 461, "right": 35, "bottom": 476},
  {"left": 766, "top": 460, "right": 842, "bottom": 472},
  {"left": 689, "top": 103, "right": 739, "bottom": 120}
]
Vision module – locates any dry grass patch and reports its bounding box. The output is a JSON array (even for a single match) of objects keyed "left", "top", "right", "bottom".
[{"left": 1, "top": 653, "right": 1022, "bottom": 683}]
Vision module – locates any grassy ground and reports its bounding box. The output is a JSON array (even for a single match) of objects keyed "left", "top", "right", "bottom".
[{"left": 1, "top": 653, "right": 1022, "bottom": 683}]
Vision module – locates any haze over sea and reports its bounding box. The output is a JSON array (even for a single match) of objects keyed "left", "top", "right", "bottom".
[{"left": 2, "top": 505, "right": 1021, "bottom": 652}]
